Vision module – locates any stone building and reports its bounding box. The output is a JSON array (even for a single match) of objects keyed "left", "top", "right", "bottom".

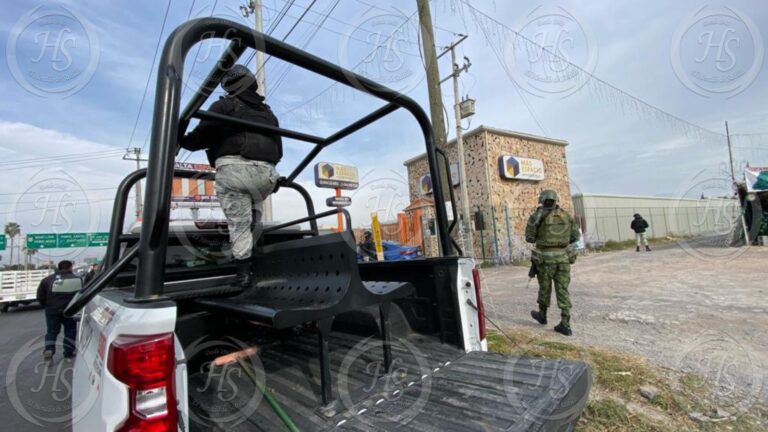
[{"left": 403, "top": 125, "right": 572, "bottom": 260}]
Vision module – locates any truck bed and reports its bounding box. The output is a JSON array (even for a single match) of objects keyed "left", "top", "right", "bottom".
[{"left": 187, "top": 330, "right": 589, "bottom": 432}]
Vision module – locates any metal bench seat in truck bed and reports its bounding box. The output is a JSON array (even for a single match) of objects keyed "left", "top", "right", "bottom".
[{"left": 194, "top": 231, "right": 414, "bottom": 406}]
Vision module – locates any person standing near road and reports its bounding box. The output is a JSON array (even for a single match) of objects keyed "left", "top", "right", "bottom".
[
  {"left": 84, "top": 263, "right": 99, "bottom": 285},
  {"left": 631, "top": 213, "right": 651, "bottom": 252},
  {"left": 359, "top": 231, "right": 377, "bottom": 261},
  {"left": 180, "top": 65, "right": 282, "bottom": 289},
  {"left": 526, "top": 190, "right": 580, "bottom": 336},
  {"left": 36, "top": 260, "right": 82, "bottom": 361}
]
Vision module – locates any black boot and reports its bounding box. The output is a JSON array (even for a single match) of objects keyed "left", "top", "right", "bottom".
[
  {"left": 645, "top": 245, "right": 651, "bottom": 252},
  {"left": 530, "top": 310, "right": 547, "bottom": 325},
  {"left": 234, "top": 259, "right": 252, "bottom": 289},
  {"left": 636, "top": 246, "right": 640, "bottom": 252},
  {"left": 554, "top": 323, "right": 572, "bottom": 336}
]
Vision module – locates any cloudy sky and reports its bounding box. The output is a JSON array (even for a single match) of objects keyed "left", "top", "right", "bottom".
[{"left": 1, "top": 0, "right": 767, "bottom": 263}]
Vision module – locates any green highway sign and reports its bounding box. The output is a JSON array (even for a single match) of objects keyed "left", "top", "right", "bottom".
[
  {"left": 88, "top": 232, "right": 109, "bottom": 247},
  {"left": 0, "top": 235, "right": 5, "bottom": 251},
  {"left": 25, "top": 232, "right": 110, "bottom": 249},
  {"left": 26, "top": 233, "right": 58, "bottom": 249},
  {"left": 58, "top": 233, "right": 88, "bottom": 248}
]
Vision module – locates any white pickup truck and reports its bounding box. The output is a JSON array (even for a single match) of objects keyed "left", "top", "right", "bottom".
[
  {"left": 0, "top": 269, "right": 52, "bottom": 312},
  {"left": 65, "top": 17, "right": 590, "bottom": 432}
]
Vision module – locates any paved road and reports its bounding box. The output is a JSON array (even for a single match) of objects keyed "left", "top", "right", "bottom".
[
  {"left": 0, "top": 304, "right": 73, "bottom": 431},
  {"left": 480, "top": 238, "right": 768, "bottom": 412}
]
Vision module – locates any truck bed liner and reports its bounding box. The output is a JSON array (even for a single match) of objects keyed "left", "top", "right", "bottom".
[{"left": 187, "top": 331, "right": 589, "bottom": 432}]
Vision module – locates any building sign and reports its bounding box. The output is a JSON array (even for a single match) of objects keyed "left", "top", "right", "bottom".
[
  {"left": 326, "top": 196, "right": 352, "bottom": 207},
  {"left": 419, "top": 164, "right": 461, "bottom": 195},
  {"left": 314, "top": 162, "right": 359, "bottom": 190},
  {"left": 26, "top": 233, "right": 110, "bottom": 249},
  {"left": 498, "top": 156, "right": 545, "bottom": 181},
  {"left": 745, "top": 167, "right": 768, "bottom": 192},
  {"left": 175, "top": 162, "right": 216, "bottom": 172}
]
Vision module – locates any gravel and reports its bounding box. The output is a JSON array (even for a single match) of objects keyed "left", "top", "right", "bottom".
[{"left": 479, "top": 237, "right": 768, "bottom": 410}]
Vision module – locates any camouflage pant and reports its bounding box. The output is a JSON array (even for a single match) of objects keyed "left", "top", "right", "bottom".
[
  {"left": 536, "top": 262, "right": 572, "bottom": 327},
  {"left": 215, "top": 161, "right": 279, "bottom": 260}
]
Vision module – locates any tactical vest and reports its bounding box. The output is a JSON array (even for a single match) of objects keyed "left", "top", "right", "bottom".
[
  {"left": 206, "top": 96, "right": 283, "bottom": 166},
  {"left": 536, "top": 208, "right": 571, "bottom": 249}
]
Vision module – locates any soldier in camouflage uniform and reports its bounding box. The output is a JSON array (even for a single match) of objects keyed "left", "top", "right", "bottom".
[
  {"left": 181, "top": 65, "right": 282, "bottom": 288},
  {"left": 525, "top": 190, "right": 580, "bottom": 336}
]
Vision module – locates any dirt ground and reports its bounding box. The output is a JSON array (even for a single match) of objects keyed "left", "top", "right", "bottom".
[{"left": 479, "top": 236, "right": 768, "bottom": 413}]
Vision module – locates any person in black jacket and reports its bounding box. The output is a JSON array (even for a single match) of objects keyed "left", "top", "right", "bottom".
[
  {"left": 36, "top": 260, "right": 82, "bottom": 361},
  {"left": 631, "top": 213, "right": 651, "bottom": 252},
  {"left": 180, "top": 65, "right": 282, "bottom": 288},
  {"left": 359, "top": 231, "right": 377, "bottom": 261}
]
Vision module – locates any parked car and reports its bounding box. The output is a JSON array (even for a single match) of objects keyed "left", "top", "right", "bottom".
[{"left": 358, "top": 240, "right": 422, "bottom": 261}]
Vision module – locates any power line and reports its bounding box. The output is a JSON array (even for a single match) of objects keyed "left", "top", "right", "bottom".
[
  {"left": 3, "top": 153, "right": 126, "bottom": 171},
  {"left": 459, "top": 0, "right": 724, "bottom": 141},
  {"left": 127, "top": 0, "right": 174, "bottom": 153},
  {"left": 276, "top": 5, "right": 423, "bottom": 118},
  {"left": 268, "top": 0, "right": 342, "bottom": 98},
  {"left": 0, "top": 198, "right": 116, "bottom": 216},
  {"left": 260, "top": 1, "right": 422, "bottom": 56},
  {"left": 0, "top": 150, "right": 123, "bottom": 166},
  {"left": 0, "top": 187, "right": 117, "bottom": 196}
]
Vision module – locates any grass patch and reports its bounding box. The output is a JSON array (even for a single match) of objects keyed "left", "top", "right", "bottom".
[{"left": 486, "top": 328, "right": 765, "bottom": 431}]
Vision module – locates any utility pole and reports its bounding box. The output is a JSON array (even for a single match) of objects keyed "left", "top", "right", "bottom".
[
  {"left": 439, "top": 34, "right": 473, "bottom": 257},
  {"left": 123, "top": 147, "right": 147, "bottom": 220},
  {"left": 241, "top": 0, "right": 273, "bottom": 221},
  {"left": 417, "top": 0, "right": 452, "bottom": 211},
  {"left": 725, "top": 121, "right": 735, "bottom": 182},
  {"left": 725, "top": 121, "right": 751, "bottom": 246}
]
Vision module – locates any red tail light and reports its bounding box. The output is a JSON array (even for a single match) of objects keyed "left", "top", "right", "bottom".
[
  {"left": 471, "top": 268, "right": 486, "bottom": 340},
  {"left": 108, "top": 333, "right": 177, "bottom": 432}
]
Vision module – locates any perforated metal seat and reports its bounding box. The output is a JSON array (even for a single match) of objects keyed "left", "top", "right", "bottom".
[{"left": 193, "top": 231, "right": 414, "bottom": 407}]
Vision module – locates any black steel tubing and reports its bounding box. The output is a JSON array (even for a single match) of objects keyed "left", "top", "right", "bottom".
[
  {"left": 324, "top": 102, "right": 400, "bottom": 145},
  {"left": 435, "top": 148, "right": 464, "bottom": 256},
  {"left": 262, "top": 208, "right": 351, "bottom": 234},
  {"left": 138, "top": 17, "right": 453, "bottom": 299},
  {"left": 105, "top": 168, "right": 217, "bottom": 269},
  {"left": 64, "top": 244, "right": 139, "bottom": 317},
  {"left": 194, "top": 109, "right": 326, "bottom": 144},
  {"left": 280, "top": 181, "right": 319, "bottom": 235}
]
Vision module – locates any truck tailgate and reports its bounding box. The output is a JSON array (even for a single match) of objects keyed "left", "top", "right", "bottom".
[{"left": 187, "top": 331, "right": 589, "bottom": 432}]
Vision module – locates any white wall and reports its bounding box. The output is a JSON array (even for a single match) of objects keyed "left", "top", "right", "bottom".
[{"left": 572, "top": 194, "right": 740, "bottom": 243}]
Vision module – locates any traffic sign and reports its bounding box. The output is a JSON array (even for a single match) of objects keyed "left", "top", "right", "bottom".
[
  {"left": 25, "top": 232, "right": 110, "bottom": 249},
  {"left": 326, "top": 196, "right": 351, "bottom": 207},
  {"left": 26, "top": 233, "right": 57, "bottom": 249},
  {"left": 88, "top": 232, "right": 109, "bottom": 247},
  {"left": 0, "top": 235, "right": 5, "bottom": 251},
  {"left": 58, "top": 233, "right": 88, "bottom": 248}
]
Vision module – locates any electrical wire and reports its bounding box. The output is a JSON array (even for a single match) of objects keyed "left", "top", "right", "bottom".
[
  {"left": 260, "top": 1, "right": 422, "bottom": 56},
  {"left": 2, "top": 153, "right": 127, "bottom": 172},
  {"left": 267, "top": 0, "right": 341, "bottom": 98},
  {"left": 127, "top": 0, "right": 174, "bottom": 153},
  {"left": 0, "top": 198, "right": 116, "bottom": 216},
  {"left": 460, "top": 0, "right": 723, "bottom": 139},
  {"left": 277, "top": 5, "right": 422, "bottom": 117},
  {"left": 0, "top": 187, "right": 117, "bottom": 196},
  {"left": 0, "top": 150, "right": 123, "bottom": 166}
]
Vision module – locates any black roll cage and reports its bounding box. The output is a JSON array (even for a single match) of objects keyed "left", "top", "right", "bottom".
[{"left": 66, "top": 17, "right": 455, "bottom": 312}]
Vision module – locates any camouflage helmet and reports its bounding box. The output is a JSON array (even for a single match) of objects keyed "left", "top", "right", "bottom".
[{"left": 538, "top": 189, "right": 558, "bottom": 204}]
